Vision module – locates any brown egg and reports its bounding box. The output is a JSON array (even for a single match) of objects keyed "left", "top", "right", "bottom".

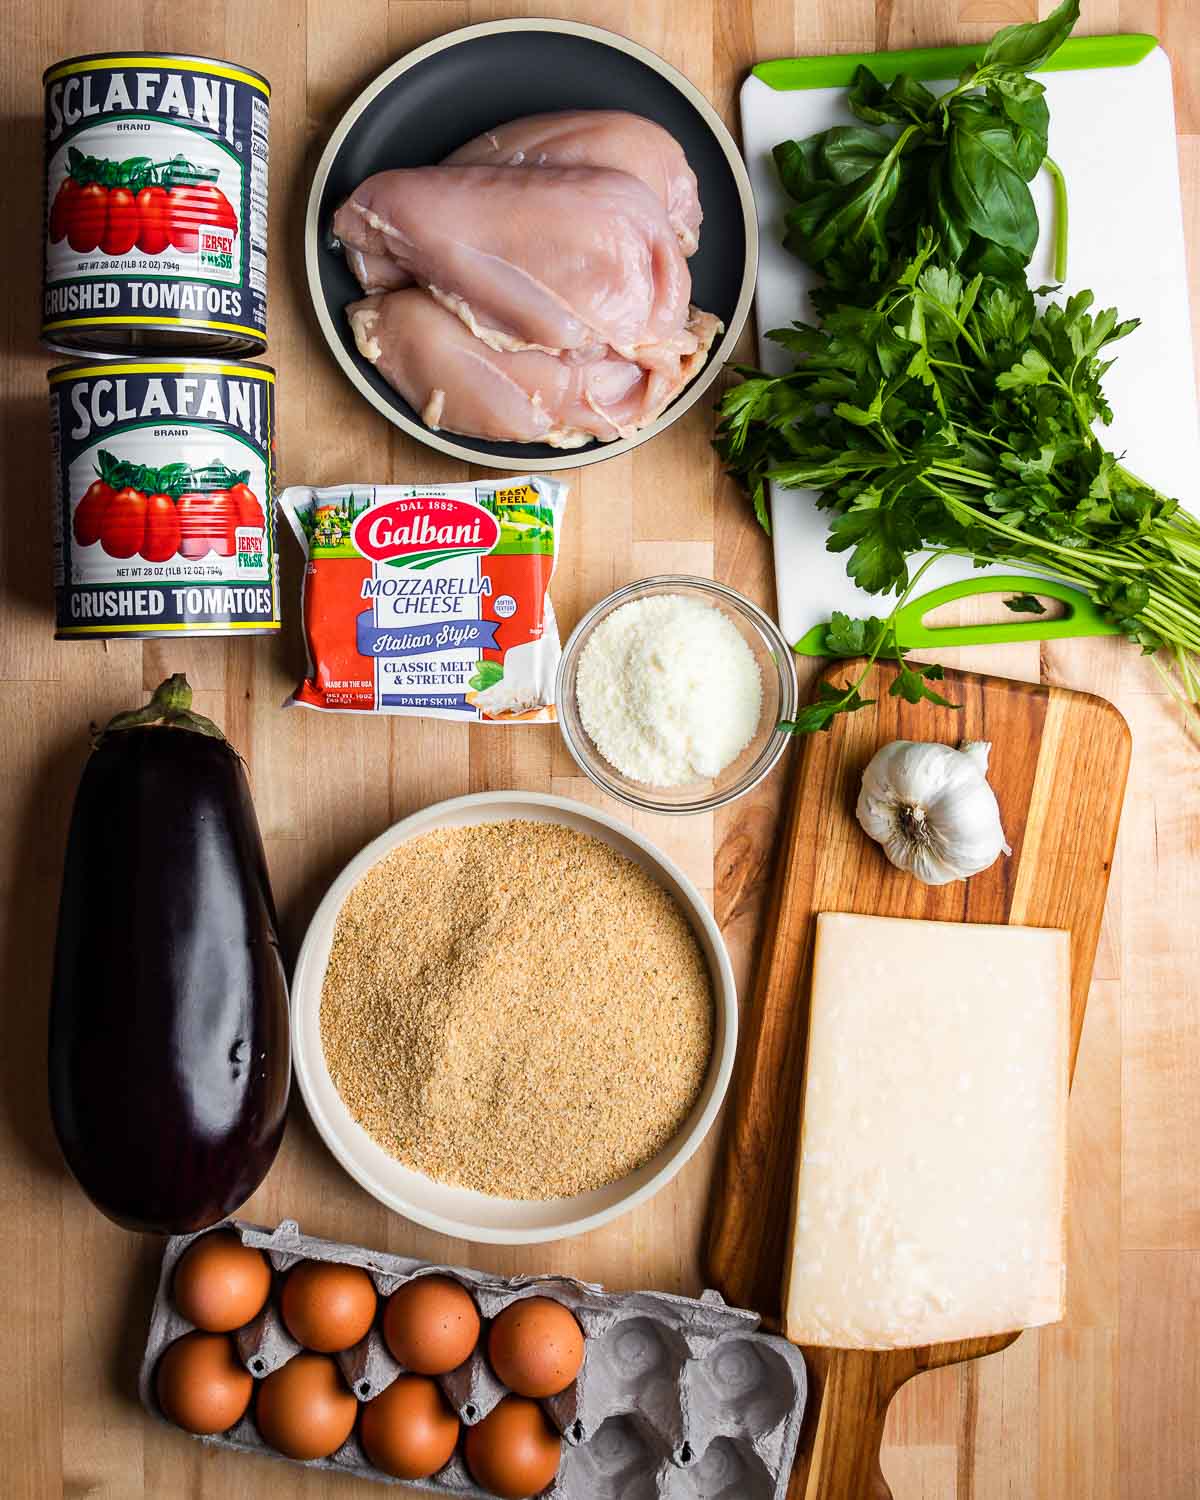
[
  {"left": 488, "top": 1297, "right": 585, "bottom": 1398},
  {"left": 156, "top": 1331, "right": 253, "bottom": 1435},
  {"left": 281, "top": 1260, "right": 378, "bottom": 1352},
  {"left": 360, "top": 1373, "right": 461, "bottom": 1479},
  {"left": 172, "top": 1229, "right": 273, "bottom": 1333},
  {"left": 255, "top": 1352, "right": 359, "bottom": 1460},
  {"left": 383, "top": 1275, "right": 480, "bottom": 1375},
  {"left": 464, "top": 1396, "right": 562, "bottom": 1499}
]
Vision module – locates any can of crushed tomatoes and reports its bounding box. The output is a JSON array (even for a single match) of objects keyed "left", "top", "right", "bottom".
[
  {"left": 49, "top": 358, "right": 280, "bottom": 638},
  {"left": 42, "top": 52, "right": 269, "bottom": 357}
]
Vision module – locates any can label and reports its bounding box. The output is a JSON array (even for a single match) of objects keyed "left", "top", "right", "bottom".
[
  {"left": 43, "top": 55, "right": 268, "bottom": 350},
  {"left": 50, "top": 360, "right": 280, "bottom": 636}
]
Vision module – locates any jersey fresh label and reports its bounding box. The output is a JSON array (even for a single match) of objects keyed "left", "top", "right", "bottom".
[
  {"left": 49, "top": 359, "right": 279, "bottom": 637},
  {"left": 42, "top": 55, "right": 269, "bottom": 350},
  {"left": 283, "top": 478, "right": 567, "bottom": 720}
]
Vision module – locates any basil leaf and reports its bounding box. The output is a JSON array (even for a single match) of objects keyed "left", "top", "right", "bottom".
[
  {"left": 927, "top": 155, "right": 972, "bottom": 261},
  {"left": 964, "top": 236, "right": 1032, "bottom": 282},
  {"left": 468, "top": 660, "right": 504, "bottom": 693},
  {"left": 947, "top": 97, "right": 1038, "bottom": 257},
  {"left": 982, "top": 0, "right": 1080, "bottom": 72},
  {"left": 802, "top": 150, "right": 906, "bottom": 273},
  {"left": 847, "top": 66, "right": 938, "bottom": 127},
  {"left": 846, "top": 66, "right": 902, "bottom": 125},
  {"left": 989, "top": 76, "right": 1051, "bottom": 179},
  {"left": 820, "top": 126, "right": 896, "bottom": 186},
  {"left": 773, "top": 137, "right": 831, "bottom": 201},
  {"left": 888, "top": 74, "right": 939, "bottom": 123}
]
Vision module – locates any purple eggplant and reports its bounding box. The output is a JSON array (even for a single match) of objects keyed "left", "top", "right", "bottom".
[{"left": 49, "top": 674, "right": 289, "bottom": 1233}]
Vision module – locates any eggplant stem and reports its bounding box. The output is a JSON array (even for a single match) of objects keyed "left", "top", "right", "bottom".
[{"left": 95, "top": 674, "right": 227, "bottom": 746}]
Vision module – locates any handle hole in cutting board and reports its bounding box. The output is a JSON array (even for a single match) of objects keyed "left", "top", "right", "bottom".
[{"left": 920, "top": 592, "right": 1067, "bottom": 630}]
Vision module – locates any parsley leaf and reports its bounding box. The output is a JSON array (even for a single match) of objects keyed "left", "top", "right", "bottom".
[
  {"left": 889, "top": 660, "right": 961, "bottom": 708},
  {"left": 780, "top": 680, "right": 877, "bottom": 735},
  {"left": 1004, "top": 593, "right": 1048, "bottom": 614},
  {"left": 826, "top": 494, "right": 921, "bottom": 594},
  {"left": 824, "top": 611, "right": 891, "bottom": 657}
]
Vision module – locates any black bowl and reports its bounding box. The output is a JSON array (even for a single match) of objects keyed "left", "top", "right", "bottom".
[{"left": 305, "top": 19, "right": 758, "bottom": 471}]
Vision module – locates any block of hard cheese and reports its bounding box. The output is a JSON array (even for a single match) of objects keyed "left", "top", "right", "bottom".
[{"left": 784, "top": 912, "right": 1069, "bottom": 1350}]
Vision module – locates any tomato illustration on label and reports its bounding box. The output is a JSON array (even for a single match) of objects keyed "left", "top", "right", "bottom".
[
  {"left": 100, "top": 486, "right": 148, "bottom": 559},
  {"left": 230, "top": 481, "right": 266, "bottom": 531},
  {"left": 48, "top": 148, "right": 238, "bottom": 258},
  {"left": 48, "top": 176, "right": 80, "bottom": 243},
  {"left": 178, "top": 490, "right": 238, "bottom": 558},
  {"left": 70, "top": 451, "right": 263, "bottom": 563},
  {"left": 167, "top": 183, "right": 238, "bottom": 253},
  {"left": 134, "top": 185, "right": 170, "bottom": 255},
  {"left": 66, "top": 182, "right": 108, "bottom": 253},
  {"left": 100, "top": 186, "right": 139, "bottom": 257},
  {"left": 141, "top": 494, "right": 183, "bottom": 563},
  {"left": 72, "top": 478, "right": 114, "bottom": 548}
]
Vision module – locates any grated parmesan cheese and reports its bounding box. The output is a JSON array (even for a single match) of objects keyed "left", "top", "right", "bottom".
[{"left": 575, "top": 593, "right": 763, "bottom": 786}]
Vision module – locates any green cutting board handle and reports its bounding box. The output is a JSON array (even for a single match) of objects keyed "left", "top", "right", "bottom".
[
  {"left": 793, "top": 575, "right": 1119, "bottom": 656},
  {"left": 752, "top": 33, "right": 1156, "bottom": 90}
]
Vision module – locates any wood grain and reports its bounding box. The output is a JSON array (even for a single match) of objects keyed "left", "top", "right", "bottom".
[
  {"left": 0, "top": 2, "right": 1196, "bottom": 1498},
  {"left": 706, "top": 661, "right": 1130, "bottom": 1499}
]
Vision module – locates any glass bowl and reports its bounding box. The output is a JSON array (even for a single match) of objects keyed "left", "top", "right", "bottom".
[{"left": 555, "top": 575, "right": 798, "bottom": 815}]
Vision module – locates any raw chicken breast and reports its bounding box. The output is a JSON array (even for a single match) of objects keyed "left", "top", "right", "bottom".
[
  {"left": 444, "top": 110, "right": 703, "bottom": 255},
  {"left": 347, "top": 289, "right": 722, "bottom": 448},
  {"left": 332, "top": 166, "right": 698, "bottom": 367},
  {"left": 345, "top": 246, "right": 409, "bottom": 294}
]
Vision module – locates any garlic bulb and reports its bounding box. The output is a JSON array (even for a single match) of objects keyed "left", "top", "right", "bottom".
[{"left": 856, "top": 740, "right": 1011, "bottom": 886}]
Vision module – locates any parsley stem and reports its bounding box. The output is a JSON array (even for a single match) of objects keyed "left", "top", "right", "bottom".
[
  {"left": 1151, "top": 654, "right": 1200, "bottom": 735},
  {"left": 813, "top": 549, "right": 952, "bottom": 714}
]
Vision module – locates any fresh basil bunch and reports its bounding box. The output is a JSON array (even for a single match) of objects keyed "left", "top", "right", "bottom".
[{"left": 776, "top": 2, "right": 1079, "bottom": 303}]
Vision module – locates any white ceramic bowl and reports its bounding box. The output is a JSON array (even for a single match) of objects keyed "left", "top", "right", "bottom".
[{"left": 291, "top": 792, "right": 737, "bottom": 1244}]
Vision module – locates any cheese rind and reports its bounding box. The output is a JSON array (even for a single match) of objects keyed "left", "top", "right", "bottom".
[{"left": 784, "top": 912, "right": 1069, "bottom": 1350}]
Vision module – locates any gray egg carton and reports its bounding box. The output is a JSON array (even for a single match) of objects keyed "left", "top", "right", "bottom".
[{"left": 138, "top": 1218, "right": 807, "bottom": 1498}]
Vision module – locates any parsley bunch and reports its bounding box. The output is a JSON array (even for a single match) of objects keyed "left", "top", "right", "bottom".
[{"left": 718, "top": 0, "right": 1200, "bottom": 733}]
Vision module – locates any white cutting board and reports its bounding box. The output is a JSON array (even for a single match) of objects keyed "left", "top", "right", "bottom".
[{"left": 740, "top": 39, "right": 1199, "bottom": 651}]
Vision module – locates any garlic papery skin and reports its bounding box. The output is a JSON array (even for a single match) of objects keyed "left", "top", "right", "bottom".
[{"left": 855, "top": 740, "right": 1012, "bottom": 886}]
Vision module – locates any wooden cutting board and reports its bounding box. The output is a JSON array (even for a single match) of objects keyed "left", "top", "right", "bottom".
[{"left": 706, "top": 660, "right": 1131, "bottom": 1500}]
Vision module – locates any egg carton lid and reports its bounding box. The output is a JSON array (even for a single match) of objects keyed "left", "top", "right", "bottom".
[{"left": 140, "top": 1218, "right": 807, "bottom": 1499}]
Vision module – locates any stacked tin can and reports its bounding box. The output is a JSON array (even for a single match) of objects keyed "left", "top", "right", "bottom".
[{"left": 42, "top": 51, "right": 280, "bottom": 639}]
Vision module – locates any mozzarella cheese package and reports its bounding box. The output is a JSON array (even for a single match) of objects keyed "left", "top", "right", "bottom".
[
  {"left": 281, "top": 477, "right": 567, "bottom": 720},
  {"left": 784, "top": 912, "right": 1069, "bottom": 1350}
]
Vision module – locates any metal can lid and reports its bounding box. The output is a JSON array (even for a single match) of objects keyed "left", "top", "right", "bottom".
[
  {"left": 47, "top": 354, "right": 277, "bottom": 382},
  {"left": 43, "top": 51, "right": 270, "bottom": 96},
  {"left": 41, "top": 326, "right": 270, "bottom": 363}
]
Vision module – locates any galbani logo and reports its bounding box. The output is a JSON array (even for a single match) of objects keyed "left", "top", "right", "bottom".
[{"left": 353, "top": 496, "right": 500, "bottom": 571}]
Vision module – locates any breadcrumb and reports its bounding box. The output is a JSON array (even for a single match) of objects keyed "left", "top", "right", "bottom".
[{"left": 319, "top": 821, "right": 714, "bottom": 1199}]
